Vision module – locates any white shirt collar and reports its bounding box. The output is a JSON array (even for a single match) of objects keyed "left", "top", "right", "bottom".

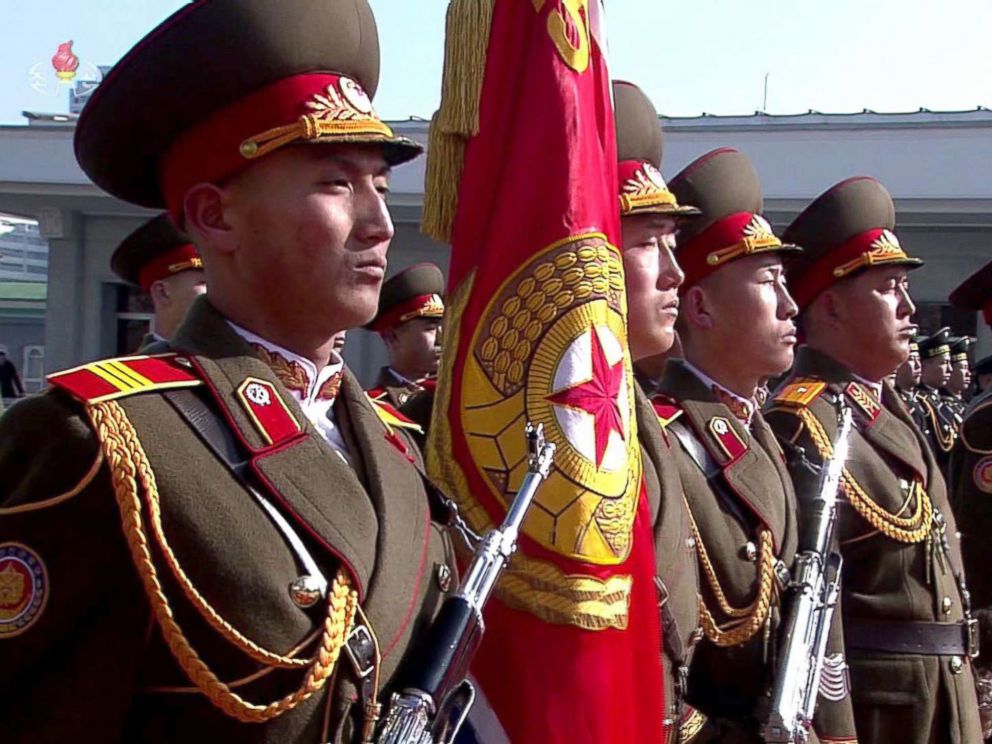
[
  {"left": 227, "top": 322, "right": 343, "bottom": 406},
  {"left": 682, "top": 359, "right": 758, "bottom": 425}
]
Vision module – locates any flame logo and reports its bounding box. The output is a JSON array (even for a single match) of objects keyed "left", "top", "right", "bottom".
[{"left": 52, "top": 40, "right": 80, "bottom": 81}]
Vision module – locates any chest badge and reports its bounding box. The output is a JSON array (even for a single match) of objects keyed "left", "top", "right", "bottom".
[
  {"left": 0, "top": 543, "right": 49, "bottom": 639},
  {"left": 974, "top": 456, "right": 992, "bottom": 495}
]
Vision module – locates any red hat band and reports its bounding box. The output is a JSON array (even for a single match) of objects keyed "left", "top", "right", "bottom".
[
  {"left": 618, "top": 159, "right": 678, "bottom": 215},
  {"left": 138, "top": 243, "right": 202, "bottom": 291},
  {"left": 678, "top": 212, "right": 782, "bottom": 289},
  {"left": 791, "top": 228, "right": 909, "bottom": 310},
  {"left": 371, "top": 293, "right": 445, "bottom": 334},
  {"left": 160, "top": 72, "right": 393, "bottom": 220}
]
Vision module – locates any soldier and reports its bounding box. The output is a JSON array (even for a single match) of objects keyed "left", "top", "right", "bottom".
[
  {"left": 656, "top": 146, "right": 851, "bottom": 743},
  {"left": 976, "top": 354, "right": 992, "bottom": 395},
  {"left": 917, "top": 327, "right": 959, "bottom": 469},
  {"left": 894, "top": 336, "right": 930, "bottom": 435},
  {"left": 947, "top": 261, "right": 992, "bottom": 738},
  {"left": 0, "top": 1, "right": 457, "bottom": 741},
  {"left": 764, "top": 176, "right": 982, "bottom": 744},
  {"left": 111, "top": 213, "right": 207, "bottom": 348},
  {"left": 942, "top": 336, "right": 974, "bottom": 422},
  {"left": 366, "top": 263, "right": 444, "bottom": 407},
  {"left": 613, "top": 80, "right": 705, "bottom": 743}
]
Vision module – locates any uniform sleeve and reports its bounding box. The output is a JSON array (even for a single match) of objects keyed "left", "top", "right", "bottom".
[
  {"left": 0, "top": 392, "right": 149, "bottom": 742},
  {"left": 766, "top": 405, "right": 859, "bottom": 744}
]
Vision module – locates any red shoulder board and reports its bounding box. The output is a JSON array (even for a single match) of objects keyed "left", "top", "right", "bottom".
[
  {"left": 651, "top": 397, "right": 683, "bottom": 429},
  {"left": 845, "top": 382, "right": 882, "bottom": 424},
  {"left": 47, "top": 353, "right": 201, "bottom": 404},
  {"left": 367, "top": 395, "right": 424, "bottom": 435},
  {"left": 773, "top": 378, "right": 826, "bottom": 408}
]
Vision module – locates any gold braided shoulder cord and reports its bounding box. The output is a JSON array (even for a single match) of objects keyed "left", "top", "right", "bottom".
[
  {"left": 920, "top": 397, "right": 955, "bottom": 452},
  {"left": 88, "top": 400, "right": 358, "bottom": 723},
  {"left": 797, "top": 408, "right": 932, "bottom": 544},
  {"left": 685, "top": 500, "right": 777, "bottom": 647}
]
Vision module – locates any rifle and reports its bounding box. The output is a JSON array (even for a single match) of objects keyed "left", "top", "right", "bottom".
[
  {"left": 762, "top": 405, "right": 854, "bottom": 744},
  {"left": 375, "top": 422, "right": 556, "bottom": 744}
]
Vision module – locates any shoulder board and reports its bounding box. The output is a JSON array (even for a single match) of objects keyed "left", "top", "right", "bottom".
[
  {"left": 651, "top": 398, "right": 683, "bottom": 429},
  {"left": 366, "top": 395, "right": 424, "bottom": 435},
  {"left": 773, "top": 379, "right": 826, "bottom": 408},
  {"left": 47, "top": 353, "right": 201, "bottom": 405}
]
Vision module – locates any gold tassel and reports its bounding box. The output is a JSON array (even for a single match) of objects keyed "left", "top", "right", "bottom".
[
  {"left": 421, "top": 115, "right": 467, "bottom": 243},
  {"left": 421, "top": 0, "right": 495, "bottom": 243}
]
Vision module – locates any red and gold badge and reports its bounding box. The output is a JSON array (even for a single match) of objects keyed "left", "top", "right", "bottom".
[
  {"left": 0, "top": 542, "right": 48, "bottom": 638},
  {"left": 459, "top": 234, "right": 640, "bottom": 565},
  {"left": 974, "top": 456, "right": 992, "bottom": 495}
]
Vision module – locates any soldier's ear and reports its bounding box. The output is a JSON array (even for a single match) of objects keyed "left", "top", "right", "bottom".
[
  {"left": 183, "top": 183, "right": 235, "bottom": 255},
  {"left": 681, "top": 285, "right": 713, "bottom": 330}
]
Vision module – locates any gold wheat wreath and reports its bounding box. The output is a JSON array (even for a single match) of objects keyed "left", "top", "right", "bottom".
[{"left": 88, "top": 400, "right": 358, "bottom": 722}]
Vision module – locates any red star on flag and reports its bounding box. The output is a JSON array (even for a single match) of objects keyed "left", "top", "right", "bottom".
[{"left": 547, "top": 326, "right": 626, "bottom": 469}]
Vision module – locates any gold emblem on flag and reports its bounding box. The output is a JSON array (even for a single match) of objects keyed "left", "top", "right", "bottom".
[{"left": 460, "top": 233, "right": 640, "bottom": 565}]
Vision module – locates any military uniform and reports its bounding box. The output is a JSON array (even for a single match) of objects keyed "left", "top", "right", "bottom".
[
  {"left": 0, "top": 2, "right": 455, "bottom": 741},
  {"left": 947, "top": 261, "right": 992, "bottom": 650},
  {"left": 655, "top": 148, "right": 849, "bottom": 743},
  {"left": 917, "top": 329, "right": 960, "bottom": 471},
  {"left": 941, "top": 336, "right": 973, "bottom": 428},
  {"left": 111, "top": 213, "right": 203, "bottom": 352},
  {"left": 895, "top": 338, "right": 926, "bottom": 428},
  {"left": 366, "top": 264, "right": 445, "bottom": 409},
  {"left": 767, "top": 177, "right": 981, "bottom": 744},
  {"left": 614, "top": 81, "right": 704, "bottom": 743}
]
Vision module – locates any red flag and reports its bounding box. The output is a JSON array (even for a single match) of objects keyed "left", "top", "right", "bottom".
[{"left": 424, "top": 2, "right": 664, "bottom": 742}]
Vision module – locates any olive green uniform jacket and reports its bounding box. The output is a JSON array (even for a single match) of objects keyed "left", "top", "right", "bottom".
[
  {"left": 766, "top": 347, "right": 982, "bottom": 744},
  {"left": 949, "top": 390, "right": 992, "bottom": 658},
  {"left": 636, "top": 379, "right": 704, "bottom": 743},
  {"left": 0, "top": 299, "right": 456, "bottom": 743},
  {"left": 368, "top": 367, "right": 419, "bottom": 409},
  {"left": 652, "top": 360, "right": 854, "bottom": 743}
]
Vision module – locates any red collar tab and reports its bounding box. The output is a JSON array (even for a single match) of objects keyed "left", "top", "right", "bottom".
[
  {"left": 235, "top": 377, "right": 303, "bottom": 447},
  {"left": 160, "top": 72, "right": 393, "bottom": 220},
  {"left": 651, "top": 397, "right": 683, "bottom": 428},
  {"left": 791, "top": 228, "right": 910, "bottom": 310},
  {"left": 370, "top": 293, "right": 445, "bottom": 333},
  {"left": 618, "top": 159, "right": 678, "bottom": 215},
  {"left": 845, "top": 382, "right": 882, "bottom": 424},
  {"left": 678, "top": 212, "right": 782, "bottom": 289},
  {"left": 138, "top": 243, "right": 202, "bottom": 290},
  {"left": 708, "top": 415, "right": 747, "bottom": 463}
]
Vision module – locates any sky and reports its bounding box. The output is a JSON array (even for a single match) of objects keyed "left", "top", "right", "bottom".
[{"left": 2, "top": 0, "right": 991, "bottom": 125}]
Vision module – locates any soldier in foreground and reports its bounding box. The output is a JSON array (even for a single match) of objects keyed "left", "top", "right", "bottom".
[
  {"left": 366, "top": 263, "right": 444, "bottom": 407},
  {"left": 656, "top": 146, "right": 852, "bottom": 742},
  {"left": 0, "top": 1, "right": 457, "bottom": 741},
  {"left": 612, "top": 80, "right": 705, "bottom": 744},
  {"left": 111, "top": 213, "right": 206, "bottom": 349},
  {"left": 765, "top": 176, "right": 982, "bottom": 743}
]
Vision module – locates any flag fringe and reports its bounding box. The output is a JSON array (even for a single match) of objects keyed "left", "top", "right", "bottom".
[{"left": 421, "top": 0, "right": 494, "bottom": 243}]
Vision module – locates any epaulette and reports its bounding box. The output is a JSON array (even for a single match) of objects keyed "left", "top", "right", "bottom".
[
  {"left": 367, "top": 394, "right": 424, "bottom": 435},
  {"left": 651, "top": 396, "right": 683, "bottom": 429},
  {"left": 47, "top": 353, "right": 201, "bottom": 404},
  {"left": 773, "top": 378, "right": 826, "bottom": 408}
]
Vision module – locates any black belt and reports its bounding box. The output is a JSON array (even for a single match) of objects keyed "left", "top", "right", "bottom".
[{"left": 846, "top": 618, "right": 979, "bottom": 657}]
